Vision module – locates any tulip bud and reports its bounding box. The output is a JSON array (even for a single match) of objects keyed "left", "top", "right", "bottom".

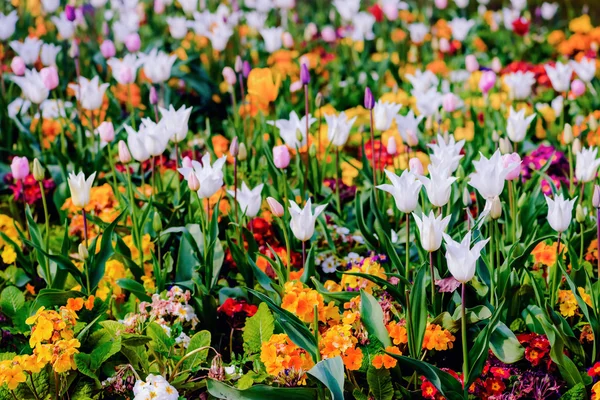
[
  {"left": 572, "top": 138, "right": 582, "bottom": 154},
  {"left": 387, "top": 137, "right": 397, "bottom": 156},
  {"left": 309, "top": 143, "right": 317, "bottom": 157},
  {"left": 33, "top": 158, "right": 45, "bottom": 181},
  {"left": 435, "top": 0, "right": 447, "bottom": 9},
  {"left": 465, "top": 55, "right": 479, "bottom": 73},
  {"left": 282, "top": 32, "right": 294, "bottom": 48},
  {"left": 576, "top": 204, "right": 585, "bottom": 223},
  {"left": 10, "top": 156, "right": 29, "bottom": 180},
  {"left": 462, "top": 187, "right": 472, "bottom": 207},
  {"left": 499, "top": 138, "right": 512, "bottom": 154},
  {"left": 149, "top": 86, "right": 158, "bottom": 105},
  {"left": 238, "top": 143, "right": 247, "bottom": 161},
  {"left": 118, "top": 140, "right": 132, "bottom": 163},
  {"left": 10, "top": 57, "right": 25, "bottom": 76},
  {"left": 182, "top": 156, "right": 193, "bottom": 168},
  {"left": 187, "top": 173, "right": 200, "bottom": 191},
  {"left": 267, "top": 197, "right": 284, "bottom": 217},
  {"left": 273, "top": 145, "right": 291, "bottom": 169},
  {"left": 442, "top": 93, "right": 460, "bottom": 113},
  {"left": 295, "top": 128, "right": 303, "bottom": 143},
  {"left": 315, "top": 92, "right": 323, "bottom": 108},
  {"left": 98, "top": 121, "right": 115, "bottom": 143},
  {"left": 364, "top": 87, "right": 374, "bottom": 110},
  {"left": 78, "top": 243, "right": 89, "bottom": 260},
  {"left": 455, "top": 164, "right": 465, "bottom": 179},
  {"left": 300, "top": 63, "right": 310, "bottom": 85},
  {"left": 125, "top": 32, "right": 141, "bottom": 52},
  {"left": 409, "top": 157, "right": 424, "bottom": 175},
  {"left": 242, "top": 61, "right": 251, "bottom": 78},
  {"left": 490, "top": 196, "right": 502, "bottom": 220},
  {"left": 593, "top": 185, "right": 600, "bottom": 208},
  {"left": 40, "top": 66, "right": 59, "bottom": 90},
  {"left": 563, "top": 123, "right": 573, "bottom": 144},
  {"left": 589, "top": 115, "right": 598, "bottom": 131},
  {"left": 439, "top": 38, "right": 450, "bottom": 53},
  {"left": 69, "top": 41, "right": 79, "bottom": 58},
  {"left": 100, "top": 40, "right": 116, "bottom": 58},
  {"left": 479, "top": 70, "right": 496, "bottom": 94},
  {"left": 492, "top": 130, "right": 500, "bottom": 142},
  {"left": 234, "top": 56, "right": 243, "bottom": 73},
  {"left": 571, "top": 79, "right": 586, "bottom": 97},
  {"left": 321, "top": 26, "right": 336, "bottom": 42},
  {"left": 376, "top": 37, "right": 385, "bottom": 53},
  {"left": 152, "top": 211, "right": 163, "bottom": 232},
  {"left": 65, "top": 4, "right": 76, "bottom": 21},
  {"left": 517, "top": 193, "right": 527, "bottom": 208},
  {"left": 491, "top": 57, "right": 502, "bottom": 73},
  {"left": 229, "top": 137, "right": 239, "bottom": 157}
]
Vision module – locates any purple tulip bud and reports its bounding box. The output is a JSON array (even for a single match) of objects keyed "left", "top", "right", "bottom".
[
  {"left": 65, "top": 5, "right": 76, "bottom": 21},
  {"left": 230, "top": 137, "right": 239, "bottom": 157},
  {"left": 149, "top": 86, "right": 158, "bottom": 105},
  {"left": 364, "top": 87, "right": 374, "bottom": 110},
  {"left": 242, "top": 61, "right": 251, "bottom": 78},
  {"left": 300, "top": 63, "right": 310, "bottom": 85},
  {"left": 593, "top": 185, "right": 600, "bottom": 208}
]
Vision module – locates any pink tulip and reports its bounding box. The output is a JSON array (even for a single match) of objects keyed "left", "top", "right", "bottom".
[
  {"left": 267, "top": 197, "right": 284, "bottom": 217},
  {"left": 409, "top": 157, "right": 424, "bottom": 176},
  {"left": 290, "top": 80, "right": 303, "bottom": 93},
  {"left": 491, "top": 57, "right": 502, "bottom": 73},
  {"left": 125, "top": 33, "right": 141, "bottom": 53},
  {"left": 387, "top": 137, "right": 397, "bottom": 155},
  {"left": 11, "top": 57, "right": 25, "bottom": 76},
  {"left": 321, "top": 26, "right": 336, "bottom": 43},
  {"left": 222, "top": 66, "right": 236, "bottom": 86},
  {"left": 442, "top": 93, "right": 461, "bottom": 113},
  {"left": 502, "top": 153, "right": 522, "bottom": 180},
  {"left": 40, "top": 66, "right": 59, "bottom": 90},
  {"left": 182, "top": 156, "right": 193, "bottom": 168},
  {"left": 154, "top": 0, "right": 165, "bottom": 14},
  {"left": 479, "top": 70, "right": 496, "bottom": 94},
  {"left": 118, "top": 140, "right": 132, "bottom": 164},
  {"left": 571, "top": 79, "right": 586, "bottom": 97},
  {"left": 465, "top": 55, "right": 479, "bottom": 73},
  {"left": 11, "top": 156, "right": 29, "bottom": 180},
  {"left": 100, "top": 40, "right": 116, "bottom": 58},
  {"left": 98, "top": 121, "right": 115, "bottom": 143},
  {"left": 282, "top": 32, "right": 294, "bottom": 48},
  {"left": 187, "top": 173, "right": 200, "bottom": 191},
  {"left": 439, "top": 38, "right": 451, "bottom": 53},
  {"left": 273, "top": 145, "right": 291, "bottom": 169},
  {"left": 435, "top": 0, "right": 448, "bottom": 9}
]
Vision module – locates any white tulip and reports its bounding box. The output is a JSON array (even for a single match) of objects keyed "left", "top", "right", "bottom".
[
  {"left": 288, "top": 199, "right": 327, "bottom": 242},
  {"left": 545, "top": 193, "right": 576, "bottom": 233},
  {"left": 377, "top": 169, "right": 422, "bottom": 213},
  {"left": 443, "top": 231, "right": 489, "bottom": 283},
  {"left": 324, "top": 111, "right": 357, "bottom": 147},
  {"left": 413, "top": 211, "right": 452, "bottom": 252},
  {"left": 575, "top": 147, "right": 600, "bottom": 183},
  {"left": 506, "top": 107, "right": 536, "bottom": 143},
  {"left": 67, "top": 171, "right": 97, "bottom": 208},
  {"left": 227, "top": 182, "right": 264, "bottom": 218},
  {"left": 178, "top": 153, "right": 227, "bottom": 199}
]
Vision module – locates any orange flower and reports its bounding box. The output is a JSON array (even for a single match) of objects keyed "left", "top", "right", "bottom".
[
  {"left": 66, "top": 298, "right": 84, "bottom": 312},
  {"left": 247, "top": 68, "right": 280, "bottom": 106},
  {"left": 422, "top": 324, "right": 455, "bottom": 351},
  {"left": 342, "top": 347, "right": 363, "bottom": 371},
  {"left": 84, "top": 296, "right": 95, "bottom": 311},
  {"left": 387, "top": 321, "right": 408, "bottom": 345},
  {"left": 372, "top": 346, "right": 401, "bottom": 369}
]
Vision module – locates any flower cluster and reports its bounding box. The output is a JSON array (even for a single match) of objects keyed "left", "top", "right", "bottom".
[
  {"left": 133, "top": 374, "right": 179, "bottom": 400},
  {"left": 260, "top": 333, "right": 314, "bottom": 385}
]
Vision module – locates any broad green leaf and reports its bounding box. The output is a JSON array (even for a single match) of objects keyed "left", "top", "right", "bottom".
[
  {"left": 116, "top": 278, "right": 152, "bottom": 302},
  {"left": 366, "top": 367, "right": 393, "bottom": 400},
  {"left": 360, "top": 290, "right": 392, "bottom": 348},
  {"left": 308, "top": 357, "right": 345, "bottom": 400},
  {"left": 0, "top": 286, "right": 24, "bottom": 319},
  {"left": 207, "top": 379, "right": 317, "bottom": 400},
  {"left": 183, "top": 330, "right": 211, "bottom": 370},
  {"left": 243, "top": 303, "right": 274, "bottom": 354},
  {"left": 489, "top": 322, "right": 524, "bottom": 364}
]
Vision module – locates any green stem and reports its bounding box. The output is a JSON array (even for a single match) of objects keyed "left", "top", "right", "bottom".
[
  {"left": 429, "top": 251, "right": 436, "bottom": 312},
  {"left": 126, "top": 167, "right": 143, "bottom": 268},
  {"left": 405, "top": 213, "right": 410, "bottom": 282},
  {"left": 313, "top": 304, "right": 321, "bottom": 362},
  {"left": 550, "top": 233, "right": 562, "bottom": 306},
  {"left": 489, "top": 221, "right": 495, "bottom": 308},
  {"left": 568, "top": 145, "right": 574, "bottom": 196},
  {"left": 39, "top": 181, "right": 52, "bottom": 287},
  {"left": 461, "top": 283, "right": 468, "bottom": 395},
  {"left": 106, "top": 142, "right": 119, "bottom": 195},
  {"left": 335, "top": 147, "right": 341, "bottom": 216}
]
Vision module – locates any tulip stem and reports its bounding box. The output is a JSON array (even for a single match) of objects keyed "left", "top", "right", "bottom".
[
  {"left": 369, "top": 108, "right": 378, "bottom": 194},
  {"left": 550, "top": 233, "right": 562, "bottom": 306},
  {"left": 429, "top": 251, "right": 436, "bottom": 312},
  {"left": 304, "top": 84, "right": 310, "bottom": 198},
  {"left": 335, "top": 147, "right": 341, "bottom": 216},
  {"left": 508, "top": 180, "right": 516, "bottom": 242},
  {"left": 106, "top": 143, "right": 119, "bottom": 196},
  {"left": 405, "top": 213, "right": 410, "bottom": 282},
  {"left": 302, "top": 240, "right": 307, "bottom": 270},
  {"left": 489, "top": 221, "right": 495, "bottom": 308},
  {"left": 597, "top": 207, "right": 600, "bottom": 282},
  {"left": 568, "top": 145, "right": 574, "bottom": 196},
  {"left": 82, "top": 209, "right": 91, "bottom": 294},
  {"left": 125, "top": 166, "right": 143, "bottom": 269},
  {"left": 461, "top": 283, "right": 468, "bottom": 394},
  {"left": 39, "top": 181, "right": 52, "bottom": 287}
]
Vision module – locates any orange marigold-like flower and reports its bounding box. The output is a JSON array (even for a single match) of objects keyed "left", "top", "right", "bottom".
[
  {"left": 386, "top": 321, "right": 408, "bottom": 345},
  {"left": 372, "top": 346, "right": 401, "bottom": 369},
  {"left": 422, "top": 324, "right": 455, "bottom": 351}
]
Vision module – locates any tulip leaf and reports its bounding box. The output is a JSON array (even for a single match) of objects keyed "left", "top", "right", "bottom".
[
  {"left": 489, "top": 322, "right": 524, "bottom": 364},
  {"left": 207, "top": 379, "right": 317, "bottom": 400},
  {"left": 409, "top": 266, "right": 427, "bottom": 358},
  {"left": 307, "top": 356, "right": 345, "bottom": 400},
  {"left": 360, "top": 290, "right": 392, "bottom": 348}
]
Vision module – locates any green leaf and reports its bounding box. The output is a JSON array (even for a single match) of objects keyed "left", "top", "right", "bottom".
[
  {"left": 561, "top": 382, "right": 586, "bottom": 400},
  {"left": 116, "top": 278, "right": 152, "bottom": 302},
  {"left": 360, "top": 290, "right": 392, "bottom": 348},
  {"left": 489, "top": 322, "right": 524, "bottom": 364},
  {"left": 0, "top": 286, "right": 24, "bottom": 319},
  {"left": 300, "top": 245, "right": 317, "bottom": 284},
  {"left": 90, "top": 338, "right": 122, "bottom": 370},
  {"left": 89, "top": 212, "right": 124, "bottom": 291},
  {"left": 248, "top": 289, "right": 319, "bottom": 361},
  {"left": 409, "top": 266, "right": 427, "bottom": 358},
  {"left": 33, "top": 289, "right": 85, "bottom": 309},
  {"left": 307, "top": 357, "right": 345, "bottom": 400},
  {"left": 366, "top": 367, "right": 394, "bottom": 400},
  {"left": 74, "top": 353, "right": 99, "bottom": 382},
  {"left": 540, "top": 320, "right": 584, "bottom": 388},
  {"left": 243, "top": 303, "right": 274, "bottom": 355},
  {"left": 389, "top": 355, "right": 464, "bottom": 400},
  {"left": 207, "top": 379, "right": 317, "bottom": 400},
  {"left": 183, "top": 330, "right": 211, "bottom": 370},
  {"left": 147, "top": 322, "right": 174, "bottom": 355}
]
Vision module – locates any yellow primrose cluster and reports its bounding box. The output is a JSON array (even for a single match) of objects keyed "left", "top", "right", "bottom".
[
  {"left": 558, "top": 287, "right": 593, "bottom": 317},
  {"left": 260, "top": 333, "right": 314, "bottom": 384},
  {"left": 0, "top": 306, "right": 81, "bottom": 391},
  {"left": 340, "top": 257, "right": 387, "bottom": 294},
  {"left": 0, "top": 215, "right": 21, "bottom": 265},
  {"left": 281, "top": 281, "right": 340, "bottom": 324}
]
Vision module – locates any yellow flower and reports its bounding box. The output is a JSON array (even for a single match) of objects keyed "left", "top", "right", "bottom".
[
  {"left": 281, "top": 281, "right": 340, "bottom": 324},
  {"left": 20, "top": 354, "right": 46, "bottom": 374},
  {"left": 558, "top": 290, "right": 578, "bottom": 317},
  {"left": 422, "top": 324, "right": 455, "bottom": 351},
  {"left": 52, "top": 339, "right": 80, "bottom": 373},
  {"left": 0, "top": 215, "right": 21, "bottom": 249},
  {"left": 569, "top": 15, "right": 593, "bottom": 34},
  {"left": 260, "top": 334, "right": 314, "bottom": 380},
  {"left": 340, "top": 256, "right": 387, "bottom": 294},
  {"left": 247, "top": 68, "right": 280, "bottom": 106},
  {"left": 29, "top": 314, "right": 54, "bottom": 348},
  {"left": 1, "top": 246, "right": 17, "bottom": 264},
  {"left": 0, "top": 361, "right": 26, "bottom": 390},
  {"left": 320, "top": 324, "right": 356, "bottom": 359}
]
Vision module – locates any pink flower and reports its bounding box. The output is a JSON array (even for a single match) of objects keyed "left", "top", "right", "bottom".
[
  {"left": 282, "top": 32, "right": 294, "bottom": 48},
  {"left": 465, "top": 55, "right": 479, "bottom": 73},
  {"left": 222, "top": 66, "right": 236, "bottom": 85},
  {"left": 273, "top": 145, "right": 291, "bottom": 169},
  {"left": 40, "top": 66, "right": 59, "bottom": 90},
  {"left": 434, "top": 0, "right": 448, "bottom": 9},
  {"left": 100, "top": 40, "right": 116, "bottom": 58},
  {"left": 409, "top": 157, "right": 424, "bottom": 175},
  {"left": 321, "top": 26, "right": 336, "bottom": 43},
  {"left": 182, "top": 156, "right": 193, "bottom": 168},
  {"left": 387, "top": 137, "right": 397, "bottom": 155},
  {"left": 289, "top": 80, "right": 303, "bottom": 93},
  {"left": 442, "top": 93, "right": 461, "bottom": 113},
  {"left": 11, "top": 56, "right": 25, "bottom": 76},
  {"left": 118, "top": 140, "right": 131, "bottom": 163},
  {"left": 124, "top": 33, "right": 141, "bottom": 52},
  {"left": 11, "top": 156, "right": 29, "bottom": 180},
  {"left": 98, "top": 121, "right": 115, "bottom": 143},
  {"left": 479, "top": 70, "right": 496, "bottom": 94},
  {"left": 267, "top": 197, "right": 284, "bottom": 217},
  {"left": 503, "top": 153, "right": 522, "bottom": 181},
  {"left": 571, "top": 79, "right": 586, "bottom": 97}
]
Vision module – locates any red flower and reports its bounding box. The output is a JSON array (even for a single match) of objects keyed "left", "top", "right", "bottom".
[
  {"left": 368, "top": 4, "right": 383, "bottom": 22},
  {"left": 512, "top": 17, "right": 530, "bottom": 36},
  {"left": 420, "top": 378, "right": 438, "bottom": 399},
  {"left": 589, "top": 362, "right": 600, "bottom": 378},
  {"left": 525, "top": 346, "right": 547, "bottom": 366},
  {"left": 490, "top": 366, "right": 511, "bottom": 379},
  {"left": 484, "top": 378, "right": 506, "bottom": 395},
  {"left": 218, "top": 298, "right": 256, "bottom": 318}
]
